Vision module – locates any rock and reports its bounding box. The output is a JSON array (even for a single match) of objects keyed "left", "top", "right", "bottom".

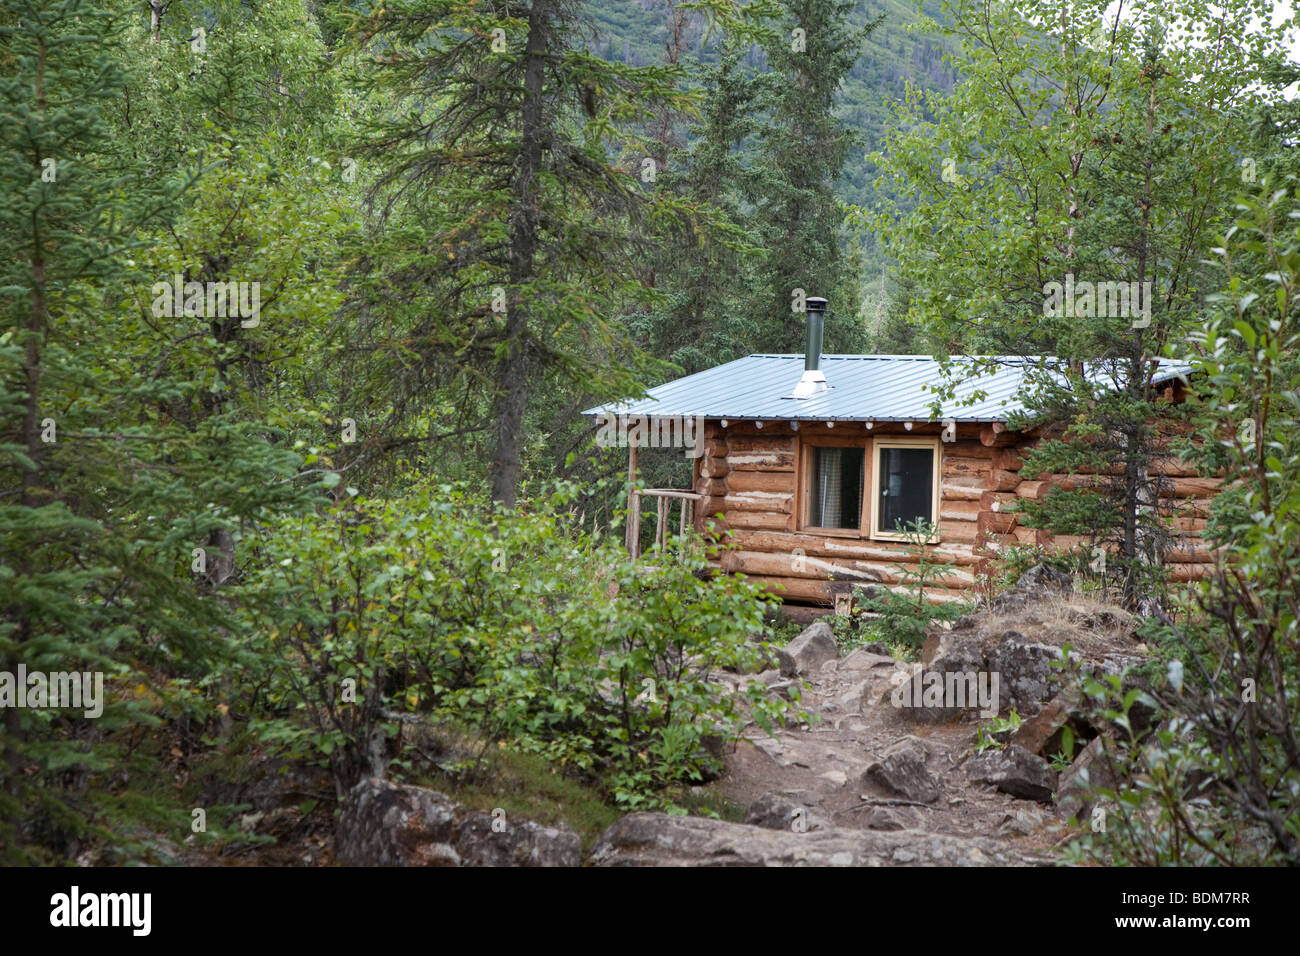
[
  {"left": 819, "top": 770, "right": 848, "bottom": 787},
  {"left": 863, "top": 736, "right": 940, "bottom": 803},
  {"left": 837, "top": 680, "right": 868, "bottom": 714},
  {"left": 982, "top": 631, "right": 1065, "bottom": 717},
  {"left": 859, "top": 806, "right": 920, "bottom": 831},
  {"left": 751, "top": 737, "right": 788, "bottom": 765},
  {"left": 921, "top": 625, "right": 1137, "bottom": 720},
  {"left": 867, "top": 660, "right": 922, "bottom": 712},
  {"left": 1010, "top": 690, "right": 1087, "bottom": 759},
  {"left": 767, "top": 679, "right": 800, "bottom": 701},
  {"left": 965, "top": 745, "right": 1057, "bottom": 803},
  {"left": 990, "top": 564, "right": 1073, "bottom": 613},
  {"left": 998, "top": 806, "right": 1046, "bottom": 836},
  {"left": 838, "top": 648, "right": 895, "bottom": 673},
  {"left": 453, "top": 810, "right": 584, "bottom": 867},
  {"left": 590, "top": 813, "right": 1047, "bottom": 866},
  {"left": 336, "top": 778, "right": 580, "bottom": 867},
  {"left": 1063, "top": 603, "right": 1136, "bottom": 637},
  {"left": 745, "top": 790, "right": 830, "bottom": 832},
  {"left": 913, "top": 567, "right": 1148, "bottom": 720},
  {"left": 336, "top": 778, "right": 459, "bottom": 866},
  {"left": 1055, "top": 736, "right": 1118, "bottom": 822},
  {"left": 880, "top": 654, "right": 1005, "bottom": 723},
  {"left": 777, "top": 621, "right": 838, "bottom": 678}
]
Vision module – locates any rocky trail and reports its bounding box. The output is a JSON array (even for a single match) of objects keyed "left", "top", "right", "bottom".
[
  {"left": 331, "top": 567, "right": 1149, "bottom": 866},
  {"left": 711, "top": 640, "right": 1061, "bottom": 850}
]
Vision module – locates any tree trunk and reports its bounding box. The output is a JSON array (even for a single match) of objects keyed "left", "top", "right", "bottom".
[
  {"left": 149, "top": 0, "right": 164, "bottom": 42},
  {"left": 489, "top": 0, "right": 550, "bottom": 508},
  {"left": 1123, "top": 53, "right": 1160, "bottom": 610}
]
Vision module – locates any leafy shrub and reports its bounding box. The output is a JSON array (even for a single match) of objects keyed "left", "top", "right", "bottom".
[
  {"left": 1059, "top": 185, "right": 1300, "bottom": 866},
  {"left": 973, "top": 709, "right": 1021, "bottom": 754},
  {"left": 233, "top": 481, "right": 803, "bottom": 808}
]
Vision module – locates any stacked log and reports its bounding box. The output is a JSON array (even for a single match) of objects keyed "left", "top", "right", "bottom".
[
  {"left": 685, "top": 419, "right": 1223, "bottom": 604},
  {"left": 970, "top": 436, "right": 1223, "bottom": 583}
]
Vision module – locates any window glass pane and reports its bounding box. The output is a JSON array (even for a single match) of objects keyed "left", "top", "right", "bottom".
[
  {"left": 877, "top": 446, "right": 934, "bottom": 534},
  {"left": 809, "top": 446, "right": 863, "bottom": 529}
]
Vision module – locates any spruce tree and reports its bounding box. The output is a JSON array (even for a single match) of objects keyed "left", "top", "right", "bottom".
[
  {"left": 748, "top": 0, "right": 875, "bottom": 353},
  {"left": 346, "top": 0, "right": 693, "bottom": 508},
  {"left": 0, "top": 0, "right": 328, "bottom": 861}
]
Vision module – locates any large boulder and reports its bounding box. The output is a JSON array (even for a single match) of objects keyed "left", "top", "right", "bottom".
[
  {"left": 589, "top": 813, "right": 1046, "bottom": 866},
  {"left": 905, "top": 568, "right": 1148, "bottom": 721},
  {"left": 843, "top": 650, "right": 913, "bottom": 712},
  {"left": 336, "top": 778, "right": 581, "bottom": 867},
  {"left": 965, "top": 745, "right": 1057, "bottom": 803},
  {"left": 862, "top": 736, "right": 940, "bottom": 803},
  {"left": 777, "top": 621, "right": 839, "bottom": 677}
]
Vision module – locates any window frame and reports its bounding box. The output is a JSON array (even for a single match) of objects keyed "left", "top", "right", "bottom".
[
  {"left": 868, "top": 436, "right": 942, "bottom": 542},
  {"left": 796, "top": 436, "right": 870, "bottom": 538}
]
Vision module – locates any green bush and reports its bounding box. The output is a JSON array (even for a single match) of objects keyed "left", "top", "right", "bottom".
[
  {"left": 233, "top": 481, "right": 802, "bottom": 809},
  {"left": 1059, "top": 185, "right": 1300, "bottom": 866}
]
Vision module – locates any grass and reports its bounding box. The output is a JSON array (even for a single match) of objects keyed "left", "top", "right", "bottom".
[
  {"left": 670, "top": 784, "right": 747, "bottom": 823},
  {"left": 403, "top": 743, "right": 618, "bottom": 852},
  {"left": 403, "top": 723, "right": 752, "bottom": 850}
]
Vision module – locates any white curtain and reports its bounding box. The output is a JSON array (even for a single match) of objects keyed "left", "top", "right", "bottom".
[{"left": 817, "top": 447, "right": 842, "bottom": 527}]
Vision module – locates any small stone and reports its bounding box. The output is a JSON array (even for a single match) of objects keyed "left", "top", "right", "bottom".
[
  {"left": 999, "top": 807, "right": 1045, "bottom": 836},
  {"left": 863, "top": 736, "right": 940, "bottom": 803},
  {"left": 964, "top": 745, "right": 1057, "bottom": 803},
  {"left": 861, "top": 806, "right": 919, "bottom": 831},
  {"left": 745, "top": 790, "right": 828, "bottom": 832}
]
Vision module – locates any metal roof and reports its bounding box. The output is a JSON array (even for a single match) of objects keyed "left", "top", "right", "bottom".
[{"left": 583, "top": 354, "right": 1194, "bottom": 424}]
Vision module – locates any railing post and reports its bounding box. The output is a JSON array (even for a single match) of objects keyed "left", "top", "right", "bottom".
[
  {"left": 626, "top": 443, "right": 640, "bottom": 558},
  {"left": 630, "top": 490, "right": 701, "bottom": 560}
]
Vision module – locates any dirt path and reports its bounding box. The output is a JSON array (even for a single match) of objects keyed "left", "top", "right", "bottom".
[{"left": 710, "top": 647, "right": 1062, "bottom": 849}]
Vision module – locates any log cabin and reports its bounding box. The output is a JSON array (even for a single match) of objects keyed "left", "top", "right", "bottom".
[{"left": 585, "top": 298, "right": 1216, "bottom": 608}]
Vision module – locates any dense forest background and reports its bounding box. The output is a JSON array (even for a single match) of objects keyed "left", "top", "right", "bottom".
[{"left": 2, "top": 0, "right": 1298, "bottom": 865}]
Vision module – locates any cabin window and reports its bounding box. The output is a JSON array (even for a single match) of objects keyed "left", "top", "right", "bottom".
[
  {"left": 807, "top": 445, "right": 865, "bottom": 530},
  {"left": 870, "top": 438, "right": 941, "bottom": 540}
]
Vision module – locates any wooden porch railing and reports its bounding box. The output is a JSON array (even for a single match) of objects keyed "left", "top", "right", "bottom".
[{"left": 626, "top": 489, "right": 701, "bottom": 559}]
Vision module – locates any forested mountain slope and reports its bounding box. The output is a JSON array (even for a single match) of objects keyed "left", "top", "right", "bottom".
[{"left": 584, "top": 0, "right": 959, "bottom": 208}]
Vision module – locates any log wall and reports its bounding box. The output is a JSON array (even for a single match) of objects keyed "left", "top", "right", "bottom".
[{"left": 690, "top": 419, "right": 1221, "bottom": 605}]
